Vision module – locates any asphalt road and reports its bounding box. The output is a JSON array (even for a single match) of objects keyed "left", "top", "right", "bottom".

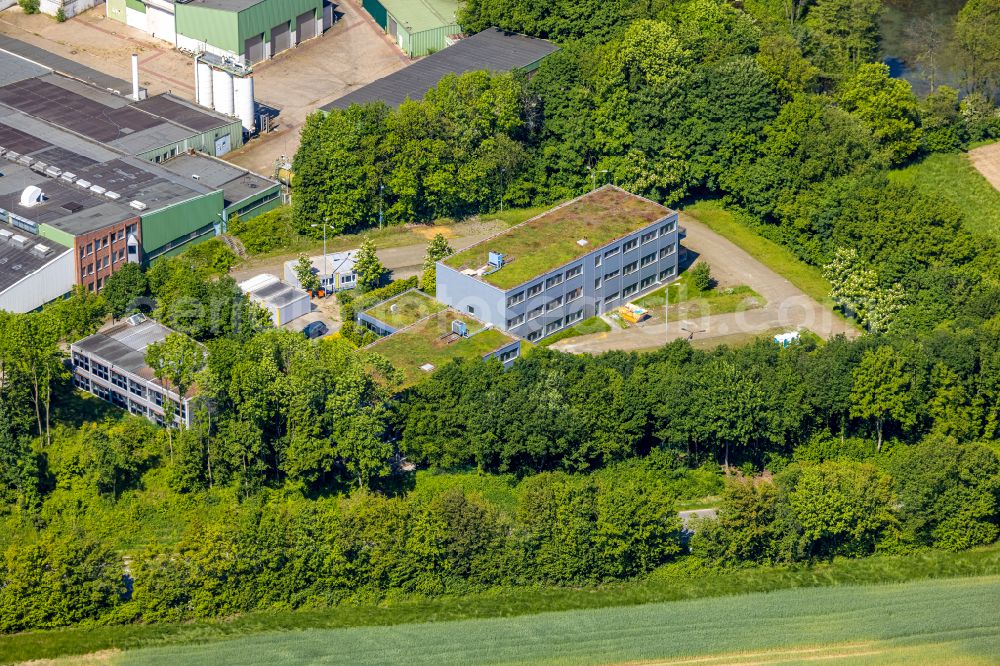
[{"left": 552, "top": 211, "right": 859, "bottom": 354}]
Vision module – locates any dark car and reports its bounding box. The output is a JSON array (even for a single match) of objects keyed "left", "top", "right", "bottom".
[{"left": 302, "top": 321, "right": 328, "bottom": 339}]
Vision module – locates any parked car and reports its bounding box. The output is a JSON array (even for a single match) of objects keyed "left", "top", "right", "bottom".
[{"left": 302, "top": 321, "right": 328, "bottom": 339}]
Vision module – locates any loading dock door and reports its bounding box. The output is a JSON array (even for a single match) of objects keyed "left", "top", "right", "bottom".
[
  {"left": 296, "top": 11, "right": 316, "bottom": 43},
  {"left": 271, "top": 21, "right": 292, "bottom": 55},
  {"left": 245, "top": 34, "right": 265, "bottom": 63},
  {"left": 323, "top": 0, "right": 334, "bottom": 30}
]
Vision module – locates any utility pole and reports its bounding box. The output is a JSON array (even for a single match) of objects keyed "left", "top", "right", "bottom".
[
  {"left": 499, "top": 168, "right": 506, "bottom": 212},
  {"left": 378, "top": 183, "right": 384, "bottom": 230},
  {"left": 587, "top": 167, "right": 608, "bottom": 192}
]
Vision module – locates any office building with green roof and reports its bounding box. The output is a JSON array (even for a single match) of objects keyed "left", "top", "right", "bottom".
[
  {"left": 437, "top": 186, "right": 682, "bottom": 342},
  {"left": 361, "top": 0, "right": 461, "bottom": 57}
]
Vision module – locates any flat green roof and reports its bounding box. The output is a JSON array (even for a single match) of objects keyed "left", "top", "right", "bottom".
[
  {"left": 379, "top": 0, "right": 459, "bottom": 33},
  {"left": 362, "top": 289, "right": 447, "bottom": 330},
  {"left": 444, "top": 186, "right": 673, "bottom": 290},
  {"left": 367, "top": 309, "right": 515, "bottom": 387}
]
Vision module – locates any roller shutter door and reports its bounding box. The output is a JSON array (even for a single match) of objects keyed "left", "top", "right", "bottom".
[
  {"left": 271, "top": 21, "right": 291, "bottom": 54},
  {"left": 244, "top": 35, "right": 265, "bottom": 63},
  {"left": 147, "top": 6, "right": 175, "bottom": 43},
  {"left": 296, "top": 10, "right": 316, "bottom": 43},
  {"left": 323, "top": 1, "right": 334, "bottom": 30}
]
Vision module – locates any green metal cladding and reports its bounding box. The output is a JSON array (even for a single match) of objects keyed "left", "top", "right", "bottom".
[
  {"left": 402, "top": 24, "right": 460, "bottom": 57},
  {"left": 124, "top": 0, "right": 145, "bottom": 13},
  {"left": 363, "top": 0, "right": 388, "bottom": 29},
  {"left": 140, "top": 191, "right": 224, "bottom": 258},
  {"left": 175, "top": 0, "right": 322, "bottom": 55}
]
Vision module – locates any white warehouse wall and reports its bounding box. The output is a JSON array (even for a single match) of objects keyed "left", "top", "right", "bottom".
[{"left": 0, "top": 249, "right": 75, "bottom": 313}]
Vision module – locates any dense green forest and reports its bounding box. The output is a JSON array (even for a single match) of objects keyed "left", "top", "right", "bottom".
[{"left": 3, "top": 0, "right": 1000, "bottom": 639}]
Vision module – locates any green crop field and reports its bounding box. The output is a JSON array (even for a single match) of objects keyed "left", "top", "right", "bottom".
[
  {"left": 7, "top": 546, "right": 1000, "bottom": 665},
  {"left": 83, "top": 575, "right": 1000, "bottom": 666}
]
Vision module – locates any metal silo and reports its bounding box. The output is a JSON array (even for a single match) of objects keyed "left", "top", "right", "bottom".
[
  {"left": 233, "top": 75, "right": 256, "bottom": 133},
  {"left": 211, "top": 67, "right": 235, "bottom": 117},
  {"left": 196, "top": 58, "right": 214, "bottom": 109}
]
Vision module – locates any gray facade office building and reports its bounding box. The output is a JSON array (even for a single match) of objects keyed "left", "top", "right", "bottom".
[{"left": 436, "top": 186, "right": 680, "bottom": 342}]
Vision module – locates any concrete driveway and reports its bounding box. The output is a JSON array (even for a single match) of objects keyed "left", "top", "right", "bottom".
[
  {"left": 222, "top": 0, "right": 409, "bottom": 175},
  {"left": 552, "top": 211, "right": 859, "bottom": 354}
]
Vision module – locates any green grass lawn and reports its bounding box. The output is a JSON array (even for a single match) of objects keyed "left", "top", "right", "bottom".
[
  {"left": 888, "top": 150, "right": 1000, "bottom": 240},
  {"left": 6, "top": 546, "right": 1000, "bottom": 664},
  {"left": 361, "top": 289, "right": 445, "bottom": 330},
  {"left": 106, "top": 575, "right": 1000, "bottom": 666},
  {"left": 635, "top": 271, "right": 764, "bottom": 322},
  {"left": 367, "top": 310, "right": 517, "bottom": 387},
  {"left": 446, "top": 189, "right": 670, "bottom": 290},
  {"left": 681, "top": 201, "right": 836, "bottom": 308}
]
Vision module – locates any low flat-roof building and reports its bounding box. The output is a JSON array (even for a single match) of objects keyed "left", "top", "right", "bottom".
[
  {"left": 438, "top": 186, "right": 681, "bottom": 342},
  {"left": 365, "top": 307, "right": 520, "bottom": 387},
  {"left": 0, "top": 49, "right": 279, "bottom": 311},
  {"left": 70, "top": 315, "right": 202, "bottom": 427},
  {"left": 0, "top": 221, "right": 73, "bottom": 313},
  {"left": 322, "top": 28, "right": 559, "bottom": 111},
  {"left": 239, "top": 273, "right": 311, "bottom": 326},
  {"left": 357, "top": 288, "right": 446, "bottom": 337},
  {"left": 284, "top": 250, "right": 358, "bottom": 293}
]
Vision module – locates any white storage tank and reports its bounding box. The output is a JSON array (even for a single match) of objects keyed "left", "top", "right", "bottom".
[
  {"left": 196, "top": 59, "right": 214, "bottom": 109},
  {"left": 211, "top": 67, "right": 235, "bottom": 117},
  {"left": 233, "top": 75, "right": 256, "bottom": 133}
]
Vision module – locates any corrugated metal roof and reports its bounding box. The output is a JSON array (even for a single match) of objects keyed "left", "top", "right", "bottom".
[
  {"left": 378, "top": 0, "right": 458, "bottom": 33},
  {"left": 321, "top": 28, "right": 559, "bottom": 111}
]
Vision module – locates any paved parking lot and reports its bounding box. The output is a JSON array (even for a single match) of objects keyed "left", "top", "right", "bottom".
[{"left": 0, "top": 1, "right": 408, "bottom": 176}]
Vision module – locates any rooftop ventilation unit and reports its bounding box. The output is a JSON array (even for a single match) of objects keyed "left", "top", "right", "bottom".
[
  {"left": 16, "top": 155, "right": 32, "bottom": 166},
  {"left": 576, "top": 239, "right": 589, "bottom": 246},
  {"left": 10, "top": 234, "right": 30, "bottom": 249},
  {"left": 30, "top": 161, "right": 47, "bottom": 174},
  {"left": 488, "top": 251, "right": 505, "bottom": 269},
  {"left": 4, "top": 151, "right": 19, "bottom": 162},
  {"left": 60, "top": 171, "right": 77, "bottom": 182},
  {"left": 452, "top": 320, "right": 468, "bottom": 337},
  {"left": 19, "top": 185, "right": 43, "bottom": 208},
  {"left": 45, "top": 166, "right": 62, "bottom": 178},
  {"left": 31, "top": 243, "right": 52, "bottom": 258},
  {"left": 0, "top": 229, "right": 12, "bottom": 243},
  {"left": 75, "top": 179, "right": 92, "bottom": 189},
  {"left": 89, "top": 185, "right": 107, "bottom": 195},
  {"left": 104, "top": 191, "right": 121, "bottom": 200},
  {"left": 129, "top": 200, "right": 148, "bottom": 211}
]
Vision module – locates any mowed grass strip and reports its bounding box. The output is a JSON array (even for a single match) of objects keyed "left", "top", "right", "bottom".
[
  {"left": 681, "top": 201, "right": 834, "bottom": 308},
  {"left": 5, "top": 546, "right": 1000, "bottom": 664},
  {"left": 112, "top": 575, "right": 1000, "bottom": 666},
  {"left": 889, "top": 150, "right": 1000, "bottom": 241}
]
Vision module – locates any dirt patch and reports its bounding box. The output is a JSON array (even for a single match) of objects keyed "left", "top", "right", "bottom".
[
  {"left": 615, "top": 642, "right": 882, "bottom": 666},
  {"left": 16, "top": 649, "right": 120, "bottom": 666},
  {"left": 969, "top": 142, "right": 1000, "bottom": 193}
]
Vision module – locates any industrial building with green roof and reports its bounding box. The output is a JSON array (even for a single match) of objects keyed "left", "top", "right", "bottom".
[
  {"left": 361, "top": 0, "right": 461, "bottom": 56},
  {"left": 107, "top": 0, "right": 336, "bottom": 65}
]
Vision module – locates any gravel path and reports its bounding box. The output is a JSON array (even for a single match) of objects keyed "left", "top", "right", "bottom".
[{"left": 552, "top": 212, "right": 859, "bottom": 354}]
